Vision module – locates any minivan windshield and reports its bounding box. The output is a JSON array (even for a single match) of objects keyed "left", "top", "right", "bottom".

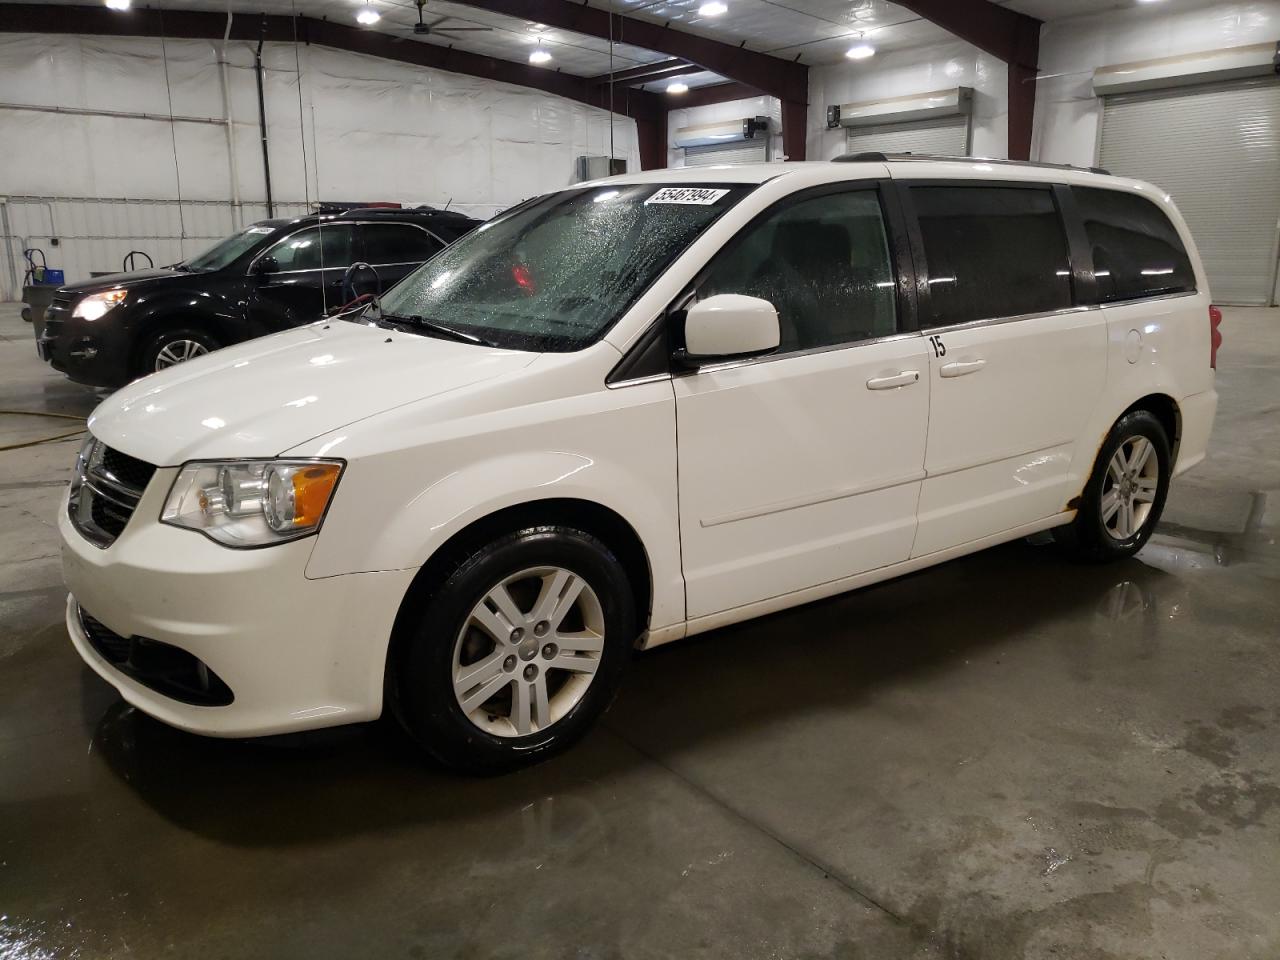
[
  {"left": 371, "top": 183, "right": 752, "bottom": 351},
  {"left": 182, "top": 224, "right": 277, "bottom": 272}
]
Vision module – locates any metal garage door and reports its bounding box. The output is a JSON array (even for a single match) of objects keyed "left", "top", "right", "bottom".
[
  {"left": 1099, "top": 77, "right": 1280, "bottom": 305},
  {"left": 683, "top": 139, "right": 769, "bottom": 167},
  {"left": 845, "top": 114, "right": 970, "bottom": 158}
]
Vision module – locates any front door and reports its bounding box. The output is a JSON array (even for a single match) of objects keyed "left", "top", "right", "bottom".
[
  {"left": 902, "top": 182, "right": 1108, "bottom": 557},
  {"left": 247, "top": 223, "right": 357, "bottom": 332},
  {"left": 674, "top": 185, "right": 930, "bottom": 620}
]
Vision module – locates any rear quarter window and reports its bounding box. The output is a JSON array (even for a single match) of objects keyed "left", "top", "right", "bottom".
[{"left": 1072, "top": 186, "right": 1196, "bottom": 303}]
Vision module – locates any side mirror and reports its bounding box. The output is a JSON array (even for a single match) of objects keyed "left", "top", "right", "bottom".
[
  {"left": 677, "top": 294, "right": 780, "bottom": 366},
  {"left": 252, "top": 255, "right": 278, "bottom": 277}
]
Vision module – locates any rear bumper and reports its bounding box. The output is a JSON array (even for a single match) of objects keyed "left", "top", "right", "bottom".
[
  {"left": 1174, "top": 388, "right": 1217, "bottom": 477},
  {"left": 59, "top": 479, "right": 416, "bottom": 737}
]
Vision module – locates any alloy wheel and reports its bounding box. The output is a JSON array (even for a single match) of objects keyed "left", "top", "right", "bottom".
[
  {"left": 1101, "top": 435, "right": 1159, "bottom": 540},
  {"left": 452, "top": 566, "right": 605, "bottom": 738},
  {"left": 154, "top": 339, "right": 210, "bottom": 369}
]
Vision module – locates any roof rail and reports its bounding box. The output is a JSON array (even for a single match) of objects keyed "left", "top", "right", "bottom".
[{"left": 833, "top": 152, "right": 1110, "bottom": 176}]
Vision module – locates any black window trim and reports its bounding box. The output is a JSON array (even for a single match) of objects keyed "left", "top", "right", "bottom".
[
  {"left": 607, "top": 177, "right": 918, "bottom": 386},
  {"left": 358, "top": 220, "right": 449, "bottom": 268},
  {"left": 897, "top": 177, "right": 1087, "bottom": 334}
]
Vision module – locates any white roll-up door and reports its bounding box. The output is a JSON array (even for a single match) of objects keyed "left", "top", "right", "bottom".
[
  {"left": 1099, "top": 77, "right": 1280, "bottom": 305},
  {"left": 845, "top": 114, "right": 970, "bottom": 158},
  {"left": 683, "top": 139, "right": 769, "bottom": 167}
]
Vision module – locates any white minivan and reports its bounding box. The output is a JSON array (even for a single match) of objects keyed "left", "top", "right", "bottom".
[{"left": 61, "top": 156, "right": 1220, "bottom": 772}]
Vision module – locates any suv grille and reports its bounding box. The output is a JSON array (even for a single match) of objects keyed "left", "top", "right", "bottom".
[{"left": 68, "top": 439, "right": 157, "bottom": 548}]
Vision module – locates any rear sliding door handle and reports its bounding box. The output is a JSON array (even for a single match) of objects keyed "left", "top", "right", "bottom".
[
  {"left": 866, "top": 370, "right": 920, "bottom": 390},
  {"left": 939, "top": 359, "right": 986, "bottom": 378}
]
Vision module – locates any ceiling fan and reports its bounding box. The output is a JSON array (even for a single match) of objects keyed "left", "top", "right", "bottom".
[{"left": 399, "top": 0, "right": 493, "bottom": 36}]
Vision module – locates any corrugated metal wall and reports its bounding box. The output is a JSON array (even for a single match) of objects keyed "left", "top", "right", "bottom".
[
  {"left": 1099, "top": 77, "right": 1280, "bottom": 306},
  {"left": 845, "top": 115, "right": 972, "bottom": 158},
  {"left": 682, "top": 139, "right": 770, "bottom": 167}
]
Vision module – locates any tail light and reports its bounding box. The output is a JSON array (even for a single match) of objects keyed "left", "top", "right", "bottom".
[{"left": 1209, "top": 305, "right": 1223, "bottom": 369}]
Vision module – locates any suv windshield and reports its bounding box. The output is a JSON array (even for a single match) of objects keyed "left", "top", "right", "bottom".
[
  {"left": 183, "top": 224, "right": 277, "bottom": 272},
  {"left": 371, "top": 183, "right": 752, "bottom": 351}
]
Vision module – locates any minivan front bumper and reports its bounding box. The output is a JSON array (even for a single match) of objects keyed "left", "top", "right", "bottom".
[{"left": 59, "top": 477, "right": 415, "bottom": 738}]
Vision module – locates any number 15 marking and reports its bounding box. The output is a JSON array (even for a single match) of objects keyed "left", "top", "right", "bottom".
[{"left": 928, "top": 335, "right": 947, "bottom": 358}]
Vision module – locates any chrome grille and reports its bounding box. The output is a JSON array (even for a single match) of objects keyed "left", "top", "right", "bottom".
[{"left": 68, "top": 438, "right": 157, "bottom": 548}]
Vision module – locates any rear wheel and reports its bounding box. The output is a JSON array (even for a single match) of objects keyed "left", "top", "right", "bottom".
[
  {"left": 392, "top": 525, "right": 636, "bottom": 774},
  {"left": 138, "top": 326, "right": 220, "bottom": 376},
  {"left": 1055, "top": 409, "right": 1171, "bottom": 562}
]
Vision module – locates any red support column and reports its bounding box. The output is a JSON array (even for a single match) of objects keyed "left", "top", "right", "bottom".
[
  {"left": 636, "top": 107, "right": 668, "bottom": 171},
  {"left": 891, "top": 0, "right": 1042, "bottom": 160},
  {"left": 1008, "top": 61, "right": 1037, "bottom": 161},
  {"left": 781, "top": 99, "right": 807, "bottom": 162}
]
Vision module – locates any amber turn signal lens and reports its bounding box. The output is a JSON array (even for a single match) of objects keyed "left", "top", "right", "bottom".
[{"left": 290, "top": 463, "right": 342, "bottom": 527}]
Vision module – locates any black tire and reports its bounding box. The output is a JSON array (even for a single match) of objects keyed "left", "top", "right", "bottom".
[
  {"left": 136, "top": 326, "right": 220, "bottom": 377},
  {"left": 392, "top": 525, "right": 636, "bottom": 774},
  {"left": 1054, "top": 409, "right": 1171, "bottom": 562}
]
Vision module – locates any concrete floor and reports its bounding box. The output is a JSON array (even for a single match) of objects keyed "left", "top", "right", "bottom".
[{"left": 1, "top": 302, "right": 1277, "bottom": 960}]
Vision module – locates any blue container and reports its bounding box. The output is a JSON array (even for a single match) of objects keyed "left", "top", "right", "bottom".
[{"left": 34, "top": 268, "right": 65, "bottom": 286}]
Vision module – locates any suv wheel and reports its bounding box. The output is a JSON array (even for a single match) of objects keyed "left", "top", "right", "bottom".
[
  {"left": 1054, "top": 409, "right": 1171, "bottom": 562},
  {"left": 392, "top": 525, "right": 636, "bottom": 774},
  {"left": 139, "top": 327, "right": 220, "bottom": 375}
]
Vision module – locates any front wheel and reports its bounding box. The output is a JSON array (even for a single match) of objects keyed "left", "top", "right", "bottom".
[
  {"left": 1055, "top": 410, "right": 1171, "bottom": 562},
  {"left": 138, "top": 326, "right": 220, "bottom": 376},
  {"left": 392, "top": 525, "right": 636, "bottom": 774}
]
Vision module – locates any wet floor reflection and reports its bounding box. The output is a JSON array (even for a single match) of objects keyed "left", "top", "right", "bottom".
[{"left": 3, "top": 495, "right": 1278, "bottom": 958}]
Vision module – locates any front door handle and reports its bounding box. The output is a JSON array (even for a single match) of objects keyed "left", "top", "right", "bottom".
[
  {"left": 866, "top": 370, "right": 920, "bottom": 390},
  {"left": 939, "top": 359, "right": 986, "bottom": 378}
]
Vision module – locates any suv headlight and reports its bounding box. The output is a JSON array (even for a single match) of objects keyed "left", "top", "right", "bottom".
[
  {"left": 73, "top": 289, "right": 128, "bottom": 320},
  {"left": 161, "top": 459, "right": 344, "bottom": 547}
]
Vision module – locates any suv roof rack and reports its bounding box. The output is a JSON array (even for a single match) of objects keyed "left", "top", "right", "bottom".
[{"left": 833, "top": 151, "right": 1111, "bottom": 176}]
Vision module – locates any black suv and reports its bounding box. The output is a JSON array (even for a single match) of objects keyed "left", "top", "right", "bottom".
[{"left": 37, "top": 206, "right": 479, "bottom": 388}]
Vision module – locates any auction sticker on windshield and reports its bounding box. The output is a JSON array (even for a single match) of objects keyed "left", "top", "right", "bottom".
[{"left": 645, "top": 187, "right": 730, "bottom": 205}]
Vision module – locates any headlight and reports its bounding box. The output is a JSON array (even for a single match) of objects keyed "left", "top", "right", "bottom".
[
  {"left": 72, "top": 289, "right": 128, "bottom": 320},
  {"left": 161, "top": 459, "right": 344, "bottom": 547}
]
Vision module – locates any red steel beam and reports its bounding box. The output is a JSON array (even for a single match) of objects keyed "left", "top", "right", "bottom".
[
  {"left": 589, "top": 59, "right": 702, "bottom": 87},
  {"left": 673, "top": 81, "right": 761, "bottom": 109},
  {"left": 450, "top": 0, "right": 808, "bottom": 104},
  {"left": 893, "top": 0, "right": 1041, "bottom": 160}
]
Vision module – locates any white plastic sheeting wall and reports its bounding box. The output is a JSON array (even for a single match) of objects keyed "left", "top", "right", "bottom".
[{"left": 0, "top": 32, "right": 639, "bottom": 297}]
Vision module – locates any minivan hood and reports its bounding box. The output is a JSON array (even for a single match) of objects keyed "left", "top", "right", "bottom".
[
  {"left": 60, "top": 268, "right": 184, "bottom": 293},
  {"left": 88, "top": 321, "right": 537, "bottom": 465}
]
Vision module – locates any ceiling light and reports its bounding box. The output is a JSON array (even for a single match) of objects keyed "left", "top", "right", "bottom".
[
  {"left": 356, "top": 4, "right": 379, "bottom": 24},
  {"left": 667, "top": 81, "right": 689, "bottom": 94},
  {"left": 104, "top": 0, "right": 130, "bottom": 9},
  {"left": 698, "top": 1, "right": 728, "bottom": 15},
  {"left": 529, "top": 46, "right": 552, "bottom": 64},
  {"left": 845, "top": 42, "right": 876, "bottom": 60}
]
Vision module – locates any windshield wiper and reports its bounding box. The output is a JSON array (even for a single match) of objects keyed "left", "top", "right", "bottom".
[{"left": 379, "top": 312, "right": 499, "bottom": 348}]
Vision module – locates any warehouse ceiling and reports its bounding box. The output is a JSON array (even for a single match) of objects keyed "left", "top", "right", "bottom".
[{"left": 13, "top": 0, "right": 1242, "bottom": 88}]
